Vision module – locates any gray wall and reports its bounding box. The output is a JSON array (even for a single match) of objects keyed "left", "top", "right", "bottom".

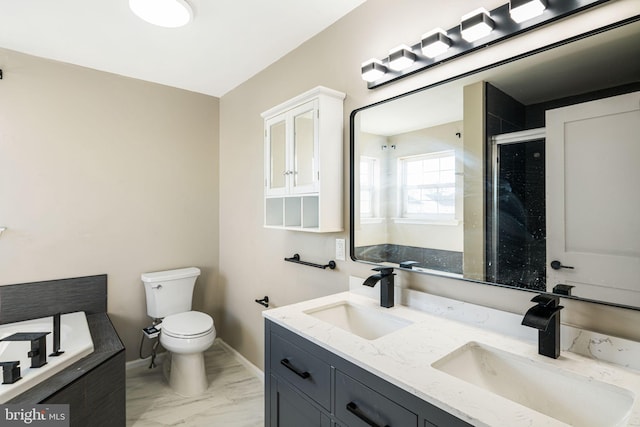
[
  {"left": 218, "top": 0, "right": 640, "bottom": 369},
  {"left": 0, "top": 49, "right": 220, "bottom": 360}
]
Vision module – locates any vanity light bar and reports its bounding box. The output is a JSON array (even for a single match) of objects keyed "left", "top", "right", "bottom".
[{"left": 361, "top": 0, "right": 610, "bottom": 88}]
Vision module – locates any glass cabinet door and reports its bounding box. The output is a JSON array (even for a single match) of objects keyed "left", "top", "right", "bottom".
[
  {"left": 291, "top": 102, "right": 318, "bottom": 194},
  {"left": 266, "top": 118, "right": 287, "bottom": 194}
]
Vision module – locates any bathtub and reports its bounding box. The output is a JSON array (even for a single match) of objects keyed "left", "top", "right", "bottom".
[{"left": 0, "top": 311, "right": 94, "bottom": 403}]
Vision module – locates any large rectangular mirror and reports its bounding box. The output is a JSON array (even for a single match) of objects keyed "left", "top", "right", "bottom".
[{"left": 351, "top": 18, "right": 640, "bottom": 309}]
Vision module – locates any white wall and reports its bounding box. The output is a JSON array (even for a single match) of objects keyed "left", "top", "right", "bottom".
[
  {"left": 219, "top": 0, "right": 640, "bottom": 369},
  {"left": 387, "top": 122, "right": 464, "bottom": 251},
  {"left": 0, "top": 48, "right": 220, "bottom": 360}
]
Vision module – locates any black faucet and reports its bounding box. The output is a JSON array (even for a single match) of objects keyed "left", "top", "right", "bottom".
[
  {"left": 363, "top": 267, "right": 395, "bottom": 308},
  {"left": 0, "top": 361, "right": 21, "bottom": 384},
  {"left": 0, "top": 332, "right": 50, "bottom": 368},
  {"left": 49, "top": 312, "right": 64, "bottom": 357},
  {"left": 522, "top": 294, "right": 564, "bottom": 359}
]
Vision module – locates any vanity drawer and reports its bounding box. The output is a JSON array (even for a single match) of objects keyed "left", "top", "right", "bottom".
[
  {"left": 335, "top": 370, "right": 418, "bottom": 427},
  {"left": 270, "top": 332, "right": 331, "bottom": 410}
]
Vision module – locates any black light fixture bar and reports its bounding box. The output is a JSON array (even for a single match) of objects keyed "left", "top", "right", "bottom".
[{"left": 365, "top": 0, "right": 610, "bottom": 89}]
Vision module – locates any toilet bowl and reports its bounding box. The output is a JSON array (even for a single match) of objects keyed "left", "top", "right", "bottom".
[
  {"left": 141, "top": 267, "right": 215, "bottom": 397},
  {"left": 160, "top": 311, "right": 216, "bottom": 396}
]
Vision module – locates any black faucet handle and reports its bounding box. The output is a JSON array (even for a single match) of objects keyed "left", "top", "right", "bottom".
[
  {"left": 372, "top": 266, "right": 394, "bottom": 275},
  {"left": 531, "top": 293, "right": 562, "bottom": 308},
  {"left": 0, "top": 361, "right": 21, "bottom": 384}
]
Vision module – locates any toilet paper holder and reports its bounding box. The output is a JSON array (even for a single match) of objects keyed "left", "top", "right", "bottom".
[{"left": 255, "top": 296, "right": 269, "bottom": 308}]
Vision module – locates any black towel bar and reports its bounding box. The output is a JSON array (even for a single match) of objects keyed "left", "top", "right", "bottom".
[{"left": 284, "top": 254, "right": 336, "bottom": 270}]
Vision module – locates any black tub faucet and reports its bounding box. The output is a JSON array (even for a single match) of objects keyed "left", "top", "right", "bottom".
[
  {"left": 363, "top": 267, "right": 395, "bottom": 308},
  {"left": 0, "top": 332, "right": 50, "bottom": 368},
  {"left": 522, "top": 294, "right": 564, "bottom": 359},
  {"left": 50, "top": 312, "right": 64, "bottom": 357},
  {"left": 0, "top": 361, "right": 21, "bottom": 384}
]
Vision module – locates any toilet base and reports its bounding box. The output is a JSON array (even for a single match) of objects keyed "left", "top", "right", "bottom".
[{"left": 163, "top": 351, "right": 209, "bottom": 397}]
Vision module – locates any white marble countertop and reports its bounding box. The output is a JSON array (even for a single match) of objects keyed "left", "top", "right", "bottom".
[{"left": 263, "top": 288, "right": 640, "bottom": 427}]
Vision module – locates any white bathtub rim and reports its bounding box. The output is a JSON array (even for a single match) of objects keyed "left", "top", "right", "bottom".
[{"left": 0, "top": 311, "right": 94, "bottom": 403}]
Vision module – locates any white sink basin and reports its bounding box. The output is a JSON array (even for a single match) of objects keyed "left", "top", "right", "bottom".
[
  {"left": 432, "top": 342, "right": 635, "bottom": 427},
  {"left": 304, "top": 301, "right": 413, "bottom": 340}
]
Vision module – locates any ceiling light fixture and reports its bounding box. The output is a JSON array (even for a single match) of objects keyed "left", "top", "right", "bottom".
[
  {"left": 460, "top": 8, "right": 495, "bottom": 42},
  {"left": 421, "top": 29, "right": 452, "bottom": 59},
  {"left": 510, "top": 0, "right": 547, "bottom": 23},
  {"left": 388, "top": 45, "right": 417, "bottom": 71},
  {"left": 361, "top": 59, "right": 387, "bottom": 82},
  {"left": 129, "top": 0, "right": 193, "bottom": 28}
]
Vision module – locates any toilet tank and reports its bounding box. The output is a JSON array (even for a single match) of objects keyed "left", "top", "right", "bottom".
[{"left": 141, "top": 267, "right": 201, "bottom": 319}]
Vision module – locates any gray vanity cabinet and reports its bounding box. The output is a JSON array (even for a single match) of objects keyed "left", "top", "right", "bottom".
[
  {"left": 270, "top": 332, "right": 331, "bottom": 410},
  {"left": 265, "top": 320, "right": 471, "bottom": 427},
  {"left": 270, "top": 376, "right": 331, "bottom": 427},
  {"left": 335, "top": 370, "right": 417, "bottom": 426}
]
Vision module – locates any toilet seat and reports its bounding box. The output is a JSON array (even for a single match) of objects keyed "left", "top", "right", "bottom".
[{"left": 162, "top": 311, "right": 214, "bottom": 339}]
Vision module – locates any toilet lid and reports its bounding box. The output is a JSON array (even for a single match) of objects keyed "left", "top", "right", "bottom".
[{"left": 162, "top": 311, "right": 214, "bottom": 338}]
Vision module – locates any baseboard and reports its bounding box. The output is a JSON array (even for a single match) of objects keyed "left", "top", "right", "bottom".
[
  {"left": 216, "top": 338, "right": 265, "bottom": 384},
  {"left": 125, "top": 338, "right": 265, "bottom": 385}
]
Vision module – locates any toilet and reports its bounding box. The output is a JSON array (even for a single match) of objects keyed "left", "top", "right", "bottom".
[{"left": 141, "top": 267, "right": 216, "bottom": 397}]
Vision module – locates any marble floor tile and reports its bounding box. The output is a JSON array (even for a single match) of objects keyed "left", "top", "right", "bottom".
[{"left": 126, "top": 340, "right": 264, "bottom": 427}]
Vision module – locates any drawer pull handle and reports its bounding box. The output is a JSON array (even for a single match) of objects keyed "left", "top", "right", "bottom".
[
  {"left": 346, "top": 402, "right": 389, "bottom": 427},
  {"left": 280, "top": 358, "right": 310, "bottom": 379}
]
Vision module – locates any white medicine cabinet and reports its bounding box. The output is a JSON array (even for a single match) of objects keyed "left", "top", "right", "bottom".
[{"left": 261, "top": 86, "right": 345, "bottom": 232}]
